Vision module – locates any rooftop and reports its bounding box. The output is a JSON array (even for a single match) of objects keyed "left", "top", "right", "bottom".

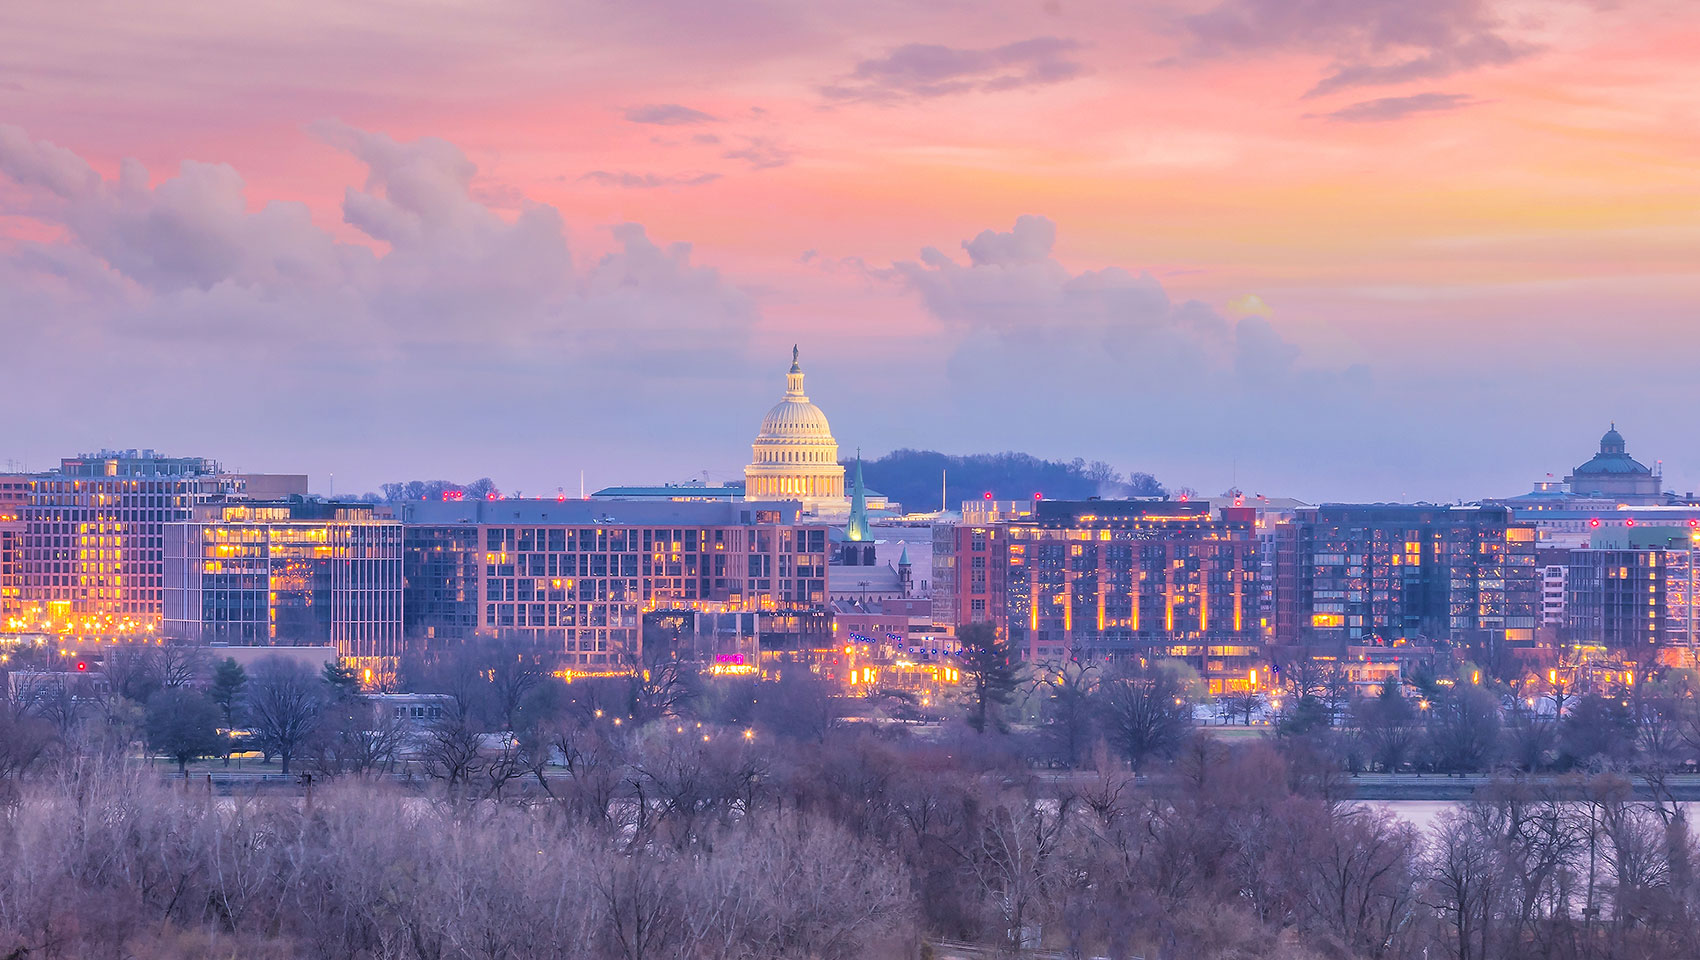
[{"left": 393, "top": 498, "right": 815, "bottom": 527}]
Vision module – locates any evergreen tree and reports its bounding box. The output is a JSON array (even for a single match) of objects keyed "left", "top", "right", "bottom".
[
  {"left": 957, "top": 622, "right": 1021, "bottom": 733},
  {"left": 322, "top": 661, "right": 362, "bottom": 701},
  {"left": 209, "top": 657, "right": 248, "bottom": 728}
]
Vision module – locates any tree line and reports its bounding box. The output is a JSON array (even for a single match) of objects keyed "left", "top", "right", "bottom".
[
  {"left": 9, "top": 635, "right": 1700, "bottom": 958},
  {"left": 952, "top": 623, "right": 1700, "bottom": 779},
  {"left": 856, "top": 449, "right": 1167, "bottom": 513}
]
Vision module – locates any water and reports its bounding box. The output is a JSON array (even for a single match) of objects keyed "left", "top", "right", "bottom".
[
  {"left": 1365, "top": 800, "right": 1455, "bottom": 834},
  {"left": 1367, "top": 800, "right": 1700, "bottom": 837}
]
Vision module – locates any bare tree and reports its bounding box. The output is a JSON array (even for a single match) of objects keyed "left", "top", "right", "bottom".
[
  {"left": 419, "top": 714, "right": 487, "bottom": 790},
  {"left": 488, "top": 636, "right": 548, "bottom": 731},
  {"left": 245, "top": 657, "right": 325, "bottom": 775},
  {"left": 1039, "top": 659, "right": 1100, "bottom": 767},
  {"left": 309, "top": 697, "right": 406, "bottom": 777},
  {"left": 967, "top": 796, "right": 1075, "bottom": 952},
  {"left": 1098, "top": 662, "right": 1190, "bottom": 772},
  {"left": 1223, "top": 688, "right": 1264, "bottom": 726}
]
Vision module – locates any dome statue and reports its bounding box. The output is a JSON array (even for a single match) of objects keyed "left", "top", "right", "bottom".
[{"left": 744, "top": 347, "right": 850, "bottom": 515}]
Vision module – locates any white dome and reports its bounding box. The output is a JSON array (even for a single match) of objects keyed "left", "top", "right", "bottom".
[
  {"left": 744, "top": 347, "right": 849, "bottom": 512},
  {"left": 760, "top": 397, "right": 833, "bottom": 439}
]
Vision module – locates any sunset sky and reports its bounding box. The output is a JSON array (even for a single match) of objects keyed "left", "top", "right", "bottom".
[{"left": 2, "top": 0, "right": 1696, "bottom": 501}]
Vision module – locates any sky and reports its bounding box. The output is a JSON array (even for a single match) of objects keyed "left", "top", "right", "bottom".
[{"left": 1, "top": 0, "right": 1696, "bottom": 502}]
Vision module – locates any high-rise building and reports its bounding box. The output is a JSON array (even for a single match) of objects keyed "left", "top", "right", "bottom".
[
  {"left": 1271, "top": 504, "right": 1540, "bottom": 648},
  {"left": 0, "top": 475, "right": 28, "bottom": 630},
  {"left": 939, "top": 499, "right": 1262, "bottom": 692},
  {"left": 1564, "top": 526, "right": 1700, "bottom": 663},
  {"left": 162, "top": 500, "right": 403, "bottom": 662},
  {"left": 396, "top": 499, "right": 832, "bottom": 667},
  {"left": 9, "top": 451, "right": 308, "bottom": 639},
  {"left": 743, "top": 347, "right": 850, "bottom": 516}
]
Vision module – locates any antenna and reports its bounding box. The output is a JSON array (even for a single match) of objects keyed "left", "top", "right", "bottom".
[
  {"left": 940, "top": 468, "right": 947, "bottom": 514},
  {"left": 580, "top": 470, "right": 586, "bottom": 499}
]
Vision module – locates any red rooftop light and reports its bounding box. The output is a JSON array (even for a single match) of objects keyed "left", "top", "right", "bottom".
[{"left": 1589, "top": 518, "right": 1601, "bottom": 528}]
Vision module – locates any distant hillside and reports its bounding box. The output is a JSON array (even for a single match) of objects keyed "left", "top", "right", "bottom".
[{"left": 850, "top": 450, "right": 1166, "bottom": 514}]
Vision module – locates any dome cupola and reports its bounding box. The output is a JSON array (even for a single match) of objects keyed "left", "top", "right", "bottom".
[{"left": 1600, "top": 423, "right": 1625, "bottom": 455}]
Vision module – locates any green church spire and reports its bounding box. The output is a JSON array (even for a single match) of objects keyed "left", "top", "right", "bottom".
[{"left": 846, "top": 450, "right": 872, "bottom": 542}]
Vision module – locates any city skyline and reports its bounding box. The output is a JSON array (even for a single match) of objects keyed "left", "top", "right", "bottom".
[{"left": 2, "top": 1, "right": 1696, "bottom": 500}]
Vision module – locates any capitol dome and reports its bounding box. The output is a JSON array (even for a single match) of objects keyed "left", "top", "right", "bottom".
[
  {"left": 759, "top": 394, "right": 833, "bottom": 439},
  {"left": 744, "top": 347, "right": 849, "bottom": 514}
]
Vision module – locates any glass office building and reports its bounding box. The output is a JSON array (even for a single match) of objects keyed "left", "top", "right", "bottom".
[
  {"left": 1272, "top": 504, "right": 1539, "bottom": 648},
  {"left": 7, "top": 451, "right": 307, "bottom": 640},
  {"left": 163, "top": 501, "right": 403, "bottom": 662},
  {"left": 398, "top": 499, "right": 831, "bottom": 667}
]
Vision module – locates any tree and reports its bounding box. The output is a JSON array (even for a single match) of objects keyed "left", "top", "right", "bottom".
[
  {"left": 1558, "top": 694, "right": 1637, "bottom": 770},
  {"left": 1098, "top": 661, "right": 1191, "bottom": 772},
  {"left": 1354, "top": 682, "right": 1419, "bottom": 772},
  {"left": 246, "top": 657, "right": 325, "bottom": 774},
  {"left": 0, "top": 710, "right": 56, "bottom": 793},
  {"left": 420, "top": 713, "right": 487, "bottom": 789},
  {"left": 208, "top": 657, "right": 248, "bottom": 728},
  {"left": 957, "top": 622, "right": 1021, "bottom": 733},
  {"left": 628, "top": 657, "right": 693, "bottom": 725},
  {"left": 310, "top": 695, "right": 406, "bottom": 777},
  {"left": 322, "top": 661, "right": 362, "bottom": 701},
  {"left": 144, "top": 688, "right": 224, "bottom": 775},
  {"left": 488, "top": 638, "right": 547, "bottom": 730},
  {"left": 1425, "top": 684, "right": 1500, "bottom": 773},
  {"left": 1039, "top": 659, "right": 1100, "bottom": 766},
  {"left": 1223, "top": 688, "right": 1264, "bottom": 726}
]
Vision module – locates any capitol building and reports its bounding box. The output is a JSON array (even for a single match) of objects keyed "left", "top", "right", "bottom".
[{"left": 744, "top": 347, "right": 851, "bottom": 517}]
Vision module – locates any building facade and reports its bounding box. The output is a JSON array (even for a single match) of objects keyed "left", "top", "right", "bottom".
[
  {"left": 0, "top": 475, "right": 27, "bottom": 629},
  {"left": 397, "top": 499, "right": 832, "bottom": 667},
  {"left": 1271, "top": 504, "right": 1540, "bottom": 649},
  {"left": 743, "top": 347, "right": 850, "bottom": 516},
  {"left": 9, "top": 452, "right": 308, "bottom": 639},
  {"left": 163, "top": 501, "right": 403, "bottom": 662},
  {"left": 941, "top": 499, "right": 1262, "bottom": 692},
  {"left": 1564, "top": 526, "right": 1700, "bottom": 661}
]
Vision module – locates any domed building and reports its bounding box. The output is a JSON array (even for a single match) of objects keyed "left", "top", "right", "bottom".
[
  {"left": 744, "top": 347, "right": 850, "bottom": 516},
  {"left": 1564, "top": 423, "right": 1663, "bottom": 504}
]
